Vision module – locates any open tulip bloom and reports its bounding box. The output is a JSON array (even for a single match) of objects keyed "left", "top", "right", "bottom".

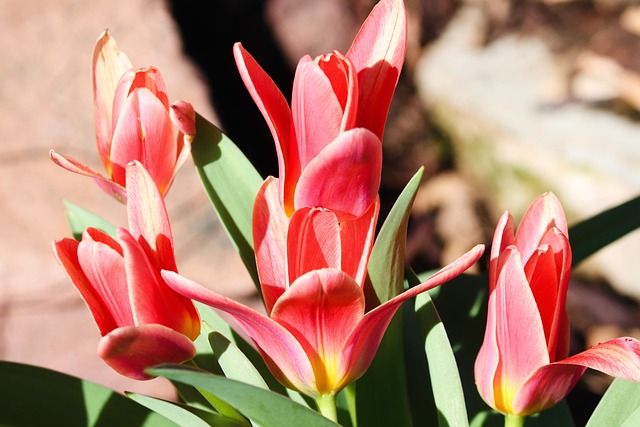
[
  {"left": 52, "top": 162, "right": 200, "bottom": 380},
  {"left": 475, "top": 192, "right": 640, "bottom": 422},
  {"left": 50, "top": 30, "right": 195, "bottom": 202}
]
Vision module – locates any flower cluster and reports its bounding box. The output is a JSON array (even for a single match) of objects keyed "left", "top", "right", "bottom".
[{"left": 43, "top": 0, "right": 640, "bottom": 425}]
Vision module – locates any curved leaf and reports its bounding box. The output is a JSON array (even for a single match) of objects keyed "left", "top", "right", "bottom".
[
  {"left": 127, "top": 393, "right": 248, "bottom": 427},
  {"left": 0, "top": 361, "right": 175, "bottom": 427},
  {"left": 569, "top": 194, "right": 640, "bottom": 266},
  {"left": 149, "top": 367, "right": 340, "bottom": 427},
  {"left": 586, "top": 378, "right": 640, "bottom": 427},
  {"left": 191, "top": 114, "right": 263, "bottom": 287}
]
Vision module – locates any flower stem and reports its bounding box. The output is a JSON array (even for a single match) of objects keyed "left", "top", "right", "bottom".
[
  {"left": 505, "top": 413, "right": 526, "bottom": 427},
  {"left": 316, "top": 394, "right": 338, "bottom": 422}
]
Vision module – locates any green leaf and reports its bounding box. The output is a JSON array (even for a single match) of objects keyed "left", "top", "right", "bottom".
[
  {"left": 209, "top": 332, "right": 269, "bottom": 390},
  {"left": 127, "top": 393, "right": 248, "bottom": 427},
  {"left": 410, "top": 269, "right": 469, "bottom": 427},
  {"left": 569, "top": 193, "right": 640, "bottom": 266},
  {"left": 586, "top": 378, "right": 640, "bottom": 427},
  {"left": 0, "top": 361, "right": 175, "bottom": 427},
  {"left": 353, "top": 168, "right": 423, "bottom": 427},
  {"left": 367, "top": 167, "right": 424, "bottom": 305},
  {"left": 64, "top": 200, "right": 117, "bottom": 240},
  {"left": 149, "top": 367, "right": 340, "bottom": 427},
  {"left": 191, "top": 114, "right": 263, "bottom": 287}
]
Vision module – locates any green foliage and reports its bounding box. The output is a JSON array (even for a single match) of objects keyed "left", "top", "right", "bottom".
[
  {"left": 149, "top": 367, "right": 340, "bottom": 427},
  {"left": 190, "top": 114, "right": 263, "bottom": 288},
  {"left": 64, "top": 200, "right": 117, "bottom": 240},
  {"left": 0, "top": 361, "right": 175, "bottom": 427}
]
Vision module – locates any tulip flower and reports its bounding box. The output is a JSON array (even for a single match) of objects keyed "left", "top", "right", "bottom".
[
  {"left": 234, "top": 0, "right": 406, "bottom": 219},
  {"left": 50, "top": 30, "right": 195, "bottom": 202},
  {"left": 52, "top": 162, "right": 200, "bottom": 379},
  {"left": 162, "top": 195, "right": 484, "bottom": 402},
  {"left": 475, "top": 192, "right": 640, "bottom": 422}
]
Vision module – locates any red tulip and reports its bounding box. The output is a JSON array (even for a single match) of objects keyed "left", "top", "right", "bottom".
[
  {"left": 163, "top": 237, "right": 483, "bottom": 398},
  {"left": 50, "top": 30, "right": 195, "bottom": 202},
  {"left": 475, "top": 192, "right": 640, "bottom": 416},
  {"left": 234, "top": 0, "right": 406, "bottom": 219},
  {"left": 52, "top": 162, "right": 200, "bottom": 379}
]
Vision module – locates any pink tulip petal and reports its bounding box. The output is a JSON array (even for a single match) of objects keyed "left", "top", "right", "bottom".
[
  {"left": 294, "top": 128, "right": 382, "bottom": 221},
  {"left": 315, "top": 52, "right": 358, "bottom": 132},
  {"left": 52, "top": 237, "right": 118, "bottom": 336},
  {"left": 125, "top": 161, "right": 176, "bottom": 272},
  {"left": 515, "top": 192, "right": 568, "bottom": 263},
  {"left": 292, "top": 56, "right": 346, "bottom": 168},
  {"left": 76, "top": 230, "right": 134, "bottom": 329},
  {"left": 287, "top": 208, "right": 341, "bottom": 285},
  {"left": 339, "top": 198, "right": 379, "bottom": 286},
  {"left": 110, "top": 88, "right": 176, "bottom": 194},
  {"left": 161, "top": 270, "right": 318, "bottom": 396},
  {"left": 49, "top": 149, "right": 127, "bottom": 201},
  {"left": 98, "top": 324, "right": 196, "bottom": 380},
  {"left": 346, "top": 0, "right": 406, "bottom": 138},
  {"left": 91, "top": 30, "right": 132, "bottom": 170},
  {"left": 513, "top": 337, "right": 640, "bottom": 415},
  {"left": 489, "top": 211, "right": 515, "bottom": 291},
  {"left": 234, "top": 43, "right": 298, "bottom": 214},
  {"left": 271, "top": 269, "right": 365, "bottom": 395},
  {"left": 170, "top": 100, "right": 196, "bottom": 138},
  {"left": 118, "top": 228, "right": 200, "bottom": 341},
  {"left": 524, "top": 228, "right": 571, "bottom": 360},
  {"left": 489, "top": 246, "right": 550, "bottom": 414},
  {"left": 253, "top": 178, "right": 290, "bottom": 314},
  {"left": 340, "top": 244, "right": 484, "bottom": 390},
  {"left": 475, "top": 277, "right": 501, "bottom": 411}
]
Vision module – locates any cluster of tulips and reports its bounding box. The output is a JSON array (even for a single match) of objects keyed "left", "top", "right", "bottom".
[{"left": 43, "top": 0, "right": 640, "bottom": 425}]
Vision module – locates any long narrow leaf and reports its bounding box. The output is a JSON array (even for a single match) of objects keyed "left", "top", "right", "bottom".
[
  {"left": 410, "top": 268, "right": 469, "bottom": 427},
  {"left": 0, "top": 361, "right": 175, "bottom": 427},
  {"left": 191, "top": 114, "right": 263, "bottom": 287},
  {"left": 149, "top": 367, "right": 340, "bottom": 427},
  {"left": 586, "top": 378, "right": 640, "bottom": 427},
  {"left": 354, "top": 168, "right": 423, "bottom": 427},
  {"left": 569, "top": 194, "right": 640, "bottom": 266},
  {"left": 127, "top": 393, "right": 248, "bottom": 427}
]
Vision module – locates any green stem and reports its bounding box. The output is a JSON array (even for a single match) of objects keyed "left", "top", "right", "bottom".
[
  {"left": 316, "top": 394, "right": 338, "bottom": 423},
  {"left": 343, "top": 384, "right": 357, "bottom": 427},
  {"left": 505, "top": 413, "right": 526, "bottom": 427}
]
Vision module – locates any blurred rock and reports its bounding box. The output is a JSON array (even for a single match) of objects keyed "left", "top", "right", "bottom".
[{"left": 415, "top": 5, "right": 640, "bottom": 299}]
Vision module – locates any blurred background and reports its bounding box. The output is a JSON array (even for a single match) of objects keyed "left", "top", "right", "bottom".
[{"left": 1, "top": 0, "right": 639, "bottom": 423}]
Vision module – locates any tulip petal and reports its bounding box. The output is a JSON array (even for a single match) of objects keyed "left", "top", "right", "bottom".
[
  {"left": 110, "top": 88, "right": 176, "bottom": 194},
  {"left": 98, "top": 324, "right": 196, "bottom": 380},
  {"left": 161, "top": 270, "right": 317, "bottom": 397},
  {"left": 287, "top": 208, "right": 341, "bottom": 285},
  {"left": 513, "top": 337, "right": 640, "bottom": 415},
  {"left": 125, "top": 161, "right": 176, "bottom": 272},
  {"left": 92, "top": 30, "right": 132, "bottom": 170},
  {"left": 253, "top": 178, "right": 290, "bottom": 314},
  {"left": 315, "top": 52, "right": 358, "bottom": 132},
  {"left": 486, "top": 246, "right": 550, "bottom": 414},
  {"left": 52, "top": 237, "right": 118, "bottom": 336},
  {"left": 489, "top": 211, "right": 515, "bottom": 291},
  {"left": 76, "top": 230, "right": 133, "bottom": 329},
  {"left": 234, "top": 43, "right": 298, "bottom": 213},
  {"left": 515, "top": 192, "right": 568, "bottom": 263},
  {"left": 340, "top": 244, "right": 484, "bottom": 390},
  {"left": 294, "top": 128, "right": 382, "bottom": 221},
  {"left": 346, "top": 0, "right": 406, "bottom": 138},
  {"left": 339, "top": 198, "right": 379, "bottom": 286},
  {"left": 524, "top": 228, "right": 572, "bottom": 360},
  {"left": 49, "top": 150, "right": 128, "bottom": 202},
  {"left": 118, "top": 228, "right": 200, "bottom": 341},
  {"left": 292, "top": 56, "right": 345, "bottom": 169},
  {"left": 271, "top": 269, "right": 365, "bottom": 395}
]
